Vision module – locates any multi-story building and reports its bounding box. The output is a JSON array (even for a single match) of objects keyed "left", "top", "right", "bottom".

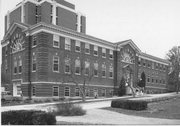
[{"left": 1, "top": 0, "right": 170, "bottom": 98}]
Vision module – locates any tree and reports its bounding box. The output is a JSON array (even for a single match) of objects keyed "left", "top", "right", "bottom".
[
  {"left": 118, "top": 76, "right": 126, "bottom": 96},
  {"left": 166, "top": 46, "right": 180, "bottom": 94},
  {"left": 62, "top": 58, "right": 95, "bottom": 102}
]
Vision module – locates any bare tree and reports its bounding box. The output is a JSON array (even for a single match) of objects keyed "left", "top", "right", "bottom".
[{"left": 62, "top": 58, "right": 96, "bottom": 102}]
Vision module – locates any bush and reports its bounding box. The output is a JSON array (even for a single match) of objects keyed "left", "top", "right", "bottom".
[
  {"left": 111, "top": 99, "right": 147, "bottom": 111},
  {"left": 54, "top": 102, "right": 86, "bottom": 116},
  {"left": 2, "top": 110, "right": 56, "bottom": 125}
]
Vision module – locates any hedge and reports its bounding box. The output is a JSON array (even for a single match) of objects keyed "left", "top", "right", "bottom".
[
  {"left": 2, "top": 110, "right": 56, "bottom": 125},
  {"left": 111, "top": 99, "right": 147, "bottom": 111}
]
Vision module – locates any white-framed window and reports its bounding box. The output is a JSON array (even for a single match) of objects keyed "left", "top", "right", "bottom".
[
  {"left": 53, "top": 86, "right": 59, "bottom": 96},
  {"left": 102, "top": 48, "right": 106, "bottom": 58},
  {"left": 138, "top": 58, "right": 141, "bottom": 66},
  {"left": 102, "top": 89, "right": 106, "bottom": 97},
  {"left": 152, "top": 62, "right": 154, "bottom": 69},
  {"left": 94, "top": 46, "right": 98, "bottom": 56},
  {"left": 75, "top": 87, "right": 80, "bottom": 96},
  {"left": 109, "top": 65, "right": 113, "bottom": 78},
  {"left": 64, "top": 87, "right": 70, "bottom": 97},
  {"left": 102, "top": 63, "right": 106, "bottom": 78},
  {"left": 53, "top": 34, "right": 59, "bottom": 48},
  {"left": 94, "top": 62, "right": 98, "bottom": 77},
  {"left": 65, "top": 38, "right": 71, "bottom": 50},
  {"left": 14, "top": 59, "right": 17, "bottom": 74},
  {"left": 85, "top": 43, "right": 90, "bottom": 54},
  {"left": 19, "top": 57, "right": 22, "bottom": 73},
  {"left": 32, "top": 35, "right": 37, "bottom": 47},
  {"left": 53, "top": 56, "right": 59, "bottom": 72},
  {"left": 75, "top": 41, "right": 81, "bottom": 52},
  {"left": 32, "top": 86, "right": 36, "bottom": 96},
  {"left": 65, "top": 57, "right": 70, "bottom": 74},
  {"left": 109, "top": 50, "right": 113, "bottom": 59},
  {"left": 75, "top": 58, "right": 81, "bottom": 75},
  {"left": 5, "top": 46, "right": 8, "bottom": 56},
  {"left": 85, "top": 61, "right": 90, "bottom": 76},
  {"left": 32, "top": 53, "right": 37, "bottom": 72},
  {"left": 85, "top": 88, "right": 89, "bottom": 97}
]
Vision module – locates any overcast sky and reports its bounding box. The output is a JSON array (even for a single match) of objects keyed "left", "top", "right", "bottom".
[{"left": 0, "top": 0, "right": 180, "bottom": 59}]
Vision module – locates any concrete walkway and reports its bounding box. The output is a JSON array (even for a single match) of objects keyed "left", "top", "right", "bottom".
[
  {"left": 56, "top": 109, "right": 180, "bottom": 125},
  {"left": 2, "top": 92, "right": 180, "bottom": 125}
]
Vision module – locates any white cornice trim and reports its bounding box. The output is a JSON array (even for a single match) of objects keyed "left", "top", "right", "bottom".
[
  {"left": 139, "top": 55, "right": 169, "bottom": 65},
  {"left": 28, "top": 24, "right": 115, "bottom": 50},
  {"left": 146, "top": 86, "right": 167, "bottom": 90},
  {"left": 21, "top": 81, "right": 114, "bottom": 88}
]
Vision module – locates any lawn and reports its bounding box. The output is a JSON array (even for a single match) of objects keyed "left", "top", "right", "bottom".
[{"left": 103, "top": 97, "right": 180, "bottom": 119}]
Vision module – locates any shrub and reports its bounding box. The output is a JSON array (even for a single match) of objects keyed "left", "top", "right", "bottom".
[
  {"left": 54, "top": 102, "right": 86, "bottom": 116},
  {"left": 2, "top": 110, "right": 56, "bottom": 125},
  {"left": 111, "top": 99, "right": 147, "bottom": 111}
]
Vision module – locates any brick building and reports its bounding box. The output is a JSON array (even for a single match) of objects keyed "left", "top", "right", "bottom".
[{"left": 1, "top": 0, "right": 170, "bottom": 98}]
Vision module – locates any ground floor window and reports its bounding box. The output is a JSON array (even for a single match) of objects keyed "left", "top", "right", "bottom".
[
  {"left": 85, "top": 88, "right": 89, "bottom": 96},
  {"left": 53, "top": 86, "right": 59, "bottom": 96},
  {"left": 102, "top": 89, "right": 106, "bottom": 97},
  {"left": 32, "top": 86, "right": 36, "bottom": 96},
  {"left": 64, "top": 87, "right": 70, "bottom": 96},
  {"left": 75, "top": 87, "right": 80, "bottom": 96}
]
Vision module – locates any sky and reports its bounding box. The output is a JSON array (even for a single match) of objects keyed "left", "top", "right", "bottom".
[{"left": 0, "top": 0, "right": 180, "bottom": 59}]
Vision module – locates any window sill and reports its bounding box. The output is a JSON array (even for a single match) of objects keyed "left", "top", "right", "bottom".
[{"left": 75, "top": 73, "right": 81, "bottom": 75}]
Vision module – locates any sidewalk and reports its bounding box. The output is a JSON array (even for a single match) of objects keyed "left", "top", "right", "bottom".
[
  {"left": 56, "top": 108, "right": 180, "bottom": 125},
  {"left": 1, "top": 92, "right": 179, "bottom": 112}
]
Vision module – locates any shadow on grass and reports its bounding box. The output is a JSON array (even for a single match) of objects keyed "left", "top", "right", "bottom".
[{"left": 102, "top": 97, "right": 180, "bottom": 120}]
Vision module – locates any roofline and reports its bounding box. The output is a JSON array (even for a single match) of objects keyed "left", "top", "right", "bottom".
[{"left": 25, "top": 22, "right": 115, "bottom": 49}]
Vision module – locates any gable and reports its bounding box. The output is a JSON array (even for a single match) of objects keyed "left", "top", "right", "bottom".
[{"left": 2, "top": 22, "right": 29, "bottom": 47}]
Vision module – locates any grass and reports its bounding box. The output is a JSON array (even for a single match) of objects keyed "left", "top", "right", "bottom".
[{"left": 103, "top": 97, "right": 180, "bottom": 119}]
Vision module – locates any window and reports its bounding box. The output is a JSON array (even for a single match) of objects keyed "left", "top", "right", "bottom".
[
  {"left": 14, "top": 59, "right": 17, "bottom": 74},
  {"left": 147, "top": 77, "right": 150, "bottom": 82},
  {"left": 102, "top": 89, "right": 106, "bottom": 97},
  {"left": 75, "top": 41, "right": 81, "bottom": 52},
  {"left": 32, "top": 86, "right": 36, "bottom": 96},
  {"left": 94, "top": 46, "right": 98, "bottom": 56},
  {"left": 50, "top": 5, "right": 53, "bottom": 14},
  {"left": 102, "top": 63, "right": 106, "bottom": 77},
  {"left": 53, "top": 86, "right": 59, "bottom": 96},
  {"left": 53, "top": 35, "right": 59, "bottom": 48},
  {"left": 102, "top": 48, "right": 106, "bottom": 58},
  {"left": 65, "top": 38, "right": 71, "bottom": 50},
  {"left": 50, "top": 15, "right": 53, "bottom": 24},
  {"left": 56, "top": 17, "right": 58, "bottom": 25},
  {"left": 32, "top": 53, "right": 36, "bottom": 72},
  {"left": 85, "top": 61, "right": 90, "bottom": 76},
  {"left": 64, "top": 87, "right": 70, "bottom": 96},
  {"left": 143, "top": 60, "right": 146, "bottom": 67},
  {"left": 19, "top": 57, "right": 22, "bottom": 73},
  {"left": 138, "top": 58, "right": 141, "bottom": 65},
  {"left": 75, "top": 87, "right": 80, "bottom": 96},
  {"left": 53, "top": 56, "right": 59, "bottom": 72},
  {"left": 56, "top": 7, "right": 58, "bottom": 16},
  {"left": 94, "top": 63, "right": 98, "bottom": 77},
  {"left": 75, "top": 58, "right": 81, "bottom": 75},
  {"left": 65, "top": 57, "right": 70, "bottom": 74},
  {"left": 152, "top": 62, "right": 154, "bottom": 69},
  {"left": 156, "top": 79, "right": 158, "bottom": 83},
  {"left": 5, "top": 59, "right": 8, "bottom": 72},
  {"left": 109, "top": 50, "right": 113, "bottom": 59},
  {"left": 109, "top": 65, "right": 113, "bottom": 78},
  {"left": 156, "top": 63, "right": 158, "bottom": 69},
  {"left": 152, "top": 78, "right": 154, "bottom": 83},
  {"left": 85, "top": 88, "right": 89, "bottom": 96},
  {"left": 5, "top": 46, "right": 8, "bottom": 56},
  {"left": 32, "top": 35, "right": 37, "bottom": 47},
  {"left": 85, "top": 43, "right": 90, "bottom": 54}
]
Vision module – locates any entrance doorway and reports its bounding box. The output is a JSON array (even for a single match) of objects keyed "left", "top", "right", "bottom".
[{"left": 13, "top": 83, "right": 21, "bottom": 97}]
